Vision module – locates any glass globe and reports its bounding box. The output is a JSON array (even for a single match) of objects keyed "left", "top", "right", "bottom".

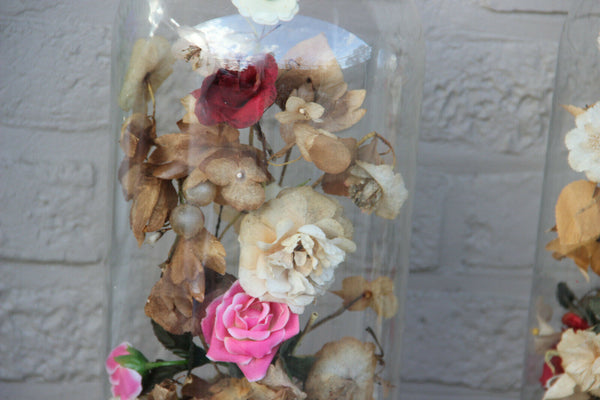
[
  {"left": 520, "top": 2, "right": 600, "bottom": 400},
  {"left": 107, "top": 1, "right": 424, "bottom": 398}
]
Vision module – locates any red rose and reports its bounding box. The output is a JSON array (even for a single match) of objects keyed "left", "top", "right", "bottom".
[
  {"left": 539, "top": 355, "right": 563, "bottom": 388},
  {"left": 561, "top": 312, "right": 589, "bottom": 330},
  {"left": 192, "top": 54, "right": 278, "bottom": 129}
]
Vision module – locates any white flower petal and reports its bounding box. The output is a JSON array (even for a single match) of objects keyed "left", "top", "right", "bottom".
[{"left": 232, "top": 0, "right": 299, "bottom": 25}]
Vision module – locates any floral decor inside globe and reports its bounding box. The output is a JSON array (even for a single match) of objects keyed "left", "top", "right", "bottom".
[
  {"left": 108, "top": 0, "right": 409, "bottom": 399},
  {"left": 532, "top": 32, "right": 600, "bottom": 400}
]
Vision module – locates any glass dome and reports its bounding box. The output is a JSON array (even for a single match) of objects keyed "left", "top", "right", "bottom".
[
  {"left": 520, "top": 2, "right": 600, "bottom": 400},
  {"left": 107, "top": 0, "right": 424, "bottom": 398}
]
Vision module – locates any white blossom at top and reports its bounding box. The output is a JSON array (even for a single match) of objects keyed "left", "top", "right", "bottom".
[
  {"left": 232, "top": 0, "right": 299, "bottom": 25},
  {"left": 565, "top": 103, "right": 600, "bottom": 182}
]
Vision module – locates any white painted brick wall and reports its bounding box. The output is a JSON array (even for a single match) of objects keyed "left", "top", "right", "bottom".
[{"left": 0, "top": 0, "right": 575, "bottom": 398}]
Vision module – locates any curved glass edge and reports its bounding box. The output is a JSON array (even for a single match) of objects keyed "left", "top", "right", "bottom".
[{"left": 520, "top": 2, "right": 600, "bottom": 399}]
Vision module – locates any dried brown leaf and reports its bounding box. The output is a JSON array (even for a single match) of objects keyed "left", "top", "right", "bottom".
[
  {"left": 120, "top": 113, "right": 156, "bottom": 161},
  {"left": 145, "top": 180, "right": 178, "bottom": 233},
  {"left": 556, "top": 180, "right": 600, "bottom": 246},
  {"left": 181, "top": 374, "right": 211, "bottom": 398},
  {"left": 130, "top": 175, "right": 162, "bottom": 246},
  {"left": 118, "top": 160, "right": 143, "bottom": 201},
  {"left": 194, "top": 228, "right": 227, "bottom": 275},
  {"left": 147, "top": 380, "right": 178, "bottom": 400},
  {"left": 145, "top": 231, "right": 229, "bottom": 335}
]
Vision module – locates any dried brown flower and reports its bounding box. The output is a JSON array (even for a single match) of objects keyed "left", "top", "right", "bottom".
[
  {"left": 332, "top": 276, "right": 399, "bottom": 319},
  {"left": 305, "top": 337, "right": 378, "bottom": 400},
  {"left": 276, "top": 34, "right": 366, "bottom": 133},
  {"left": 203, "top": 148, "right": 269, "bottom": 211},
  {"left": 145, "top": 229, "right": 226, "bottom": 335}
]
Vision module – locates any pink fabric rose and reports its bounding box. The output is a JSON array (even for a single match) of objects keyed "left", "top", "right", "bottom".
[
  {"left": 201, "top": 281, "right": 300, "bottom": 381},
  {"left": 105, "top": 342, "right": 143, "bottom": 400}
]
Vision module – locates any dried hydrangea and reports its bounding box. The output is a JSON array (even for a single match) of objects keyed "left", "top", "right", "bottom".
[
  {"left": 238, "top": 187, "right": 356, "bottom": 314},
  {"left": 544, "top": 329, "right": 600, "bottom": 399},
  {"left": 118, "top": 36, "right": 175, "bottom": 112},
  {"left": 305, "top": 337, "right": 378, "bottom": 400},
  {"left": 565, "top": 103, "right": 600, "bottom": 182}
]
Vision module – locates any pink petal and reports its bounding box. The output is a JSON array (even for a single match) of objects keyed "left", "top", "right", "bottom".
[
  {"left": 106, "top": 342, "right": 131, "bottom": 374},
  {"left": 206, "top": 334, "right": 252, "bottom": 364},
  {"left": 237, "top": 352, "right": 277, "bottom": 382},
  {"left": 283, "top": 312, "right": 300, "bottom": 341},
  {"left": 110, "top": 367, "right": 142, "bottom": 400},
  {"left": 201, "top": 297, "right": 221, "bottom": 343},
  {"left": 268, "top": 303, "right": 290, "bottom": 331},
  {"left": 224, "top": 329, "right": 286, "bottom": 359},
  {"left": 228, "top": 326, "right": 271, "bottom": 341}
]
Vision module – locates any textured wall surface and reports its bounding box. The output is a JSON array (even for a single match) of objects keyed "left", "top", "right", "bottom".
[{"left": 0, "top": 0, "right": 574, "bottom": 399}]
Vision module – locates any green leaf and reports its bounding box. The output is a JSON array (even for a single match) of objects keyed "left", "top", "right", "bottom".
[
  {"left": 150, "top": 319, "right": 210, "bottom": 369},
  {"left": 556, "top": 282, "right": 576, "bottom": 309},
  {"left": 280, "top": 354, "right": 315, "bottom": 382},
  {"left": 142, "top": 364, "right": 188, "bottom": 395},
  {"left": 151, "top": 320, "right": 193, "bottom": 358}
]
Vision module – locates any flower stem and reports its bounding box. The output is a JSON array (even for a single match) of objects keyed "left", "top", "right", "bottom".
[
  {"left": 278, "top": 149, "right": 292, "bottom": 186},
  {"left": 308, "top": 293, "right": 365, "bottom": 333},
  {"left": 214, "top": 205, "right": 223, "bottom": 237},
  {"left": 143, "top": 359, "right": 188, "bottom": 372},
  {"left": 253, "top": 122, "right": 273, "bottom": 158},
  {"left": 288, "top": 312, "right": 319, "bottom": 356},
  {"left": 217, "top": 211, "right": 244, "bottom": 240}
]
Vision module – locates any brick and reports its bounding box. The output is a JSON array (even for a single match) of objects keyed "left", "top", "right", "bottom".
[
  {"left": 401, "top": 289, "right": 529, "bottom": 391},
  {"left": 0, "top": 155, "right": 106, "bottom": 263},
  {"left": 410, "top": 168, "right": 450, "bottom": 272},
  {"left": 460, "top": 172, "right": 543, "bottom": 270},
  {"left": 0, "top": 15, "right": 111, "bottom": 133},
  {"left": 0, "top": 263, "right": 104, "bottom": 381},
  {"left": 420, "top": 39, "right": 556, "bottom": 155}
]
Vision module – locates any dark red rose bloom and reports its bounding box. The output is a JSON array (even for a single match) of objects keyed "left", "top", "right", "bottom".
[
  {"left": 539, "top": 355, "right": 563, "bottom": 388},
  {"left": 561, "top": 312, "right": 590, "bottom": 331},
  {"left": 192, "top": 54, "right": 278, "bottom": 129}
]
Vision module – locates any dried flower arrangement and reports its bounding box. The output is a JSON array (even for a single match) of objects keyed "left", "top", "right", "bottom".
[
  {"left": 533, "top": 34, "right": 600, "bottom": 400},
  {"left": 106, "top": 1, "right": 406, "bottom": 399}
]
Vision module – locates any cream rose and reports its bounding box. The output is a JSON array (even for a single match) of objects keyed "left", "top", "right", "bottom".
[{"left": 238, "top": 187, "right": 356, "bottom": 314}]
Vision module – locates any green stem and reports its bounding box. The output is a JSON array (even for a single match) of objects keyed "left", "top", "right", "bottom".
[{"left": 143, "top": 359, "right": 188, "bottom": 371}]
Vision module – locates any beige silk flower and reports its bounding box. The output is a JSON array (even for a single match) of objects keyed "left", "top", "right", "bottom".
[
  {"left": 238, "top": 187, "right": 356, "bottom": 314},
  {"left": 544, "top": 329, "right": 600, "bottom": 399}
]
